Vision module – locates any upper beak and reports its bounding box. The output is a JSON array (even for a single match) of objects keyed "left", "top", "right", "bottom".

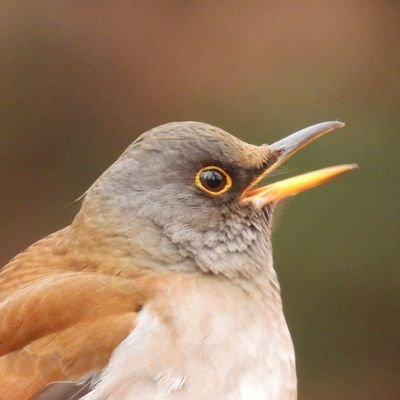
[{"left": 241, "top": 121, "right": 358, "bottom": 208}]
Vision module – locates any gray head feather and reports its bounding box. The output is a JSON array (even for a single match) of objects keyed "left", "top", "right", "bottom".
[{"left": 74, "top": 122, "right": 275, "bottom": 279}]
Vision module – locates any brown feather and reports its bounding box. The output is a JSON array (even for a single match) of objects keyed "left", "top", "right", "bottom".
[{"left": 0, "top": 226, "right": 154, "bottom": 400}]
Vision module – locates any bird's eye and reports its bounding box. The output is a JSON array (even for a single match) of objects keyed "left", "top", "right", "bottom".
[{"left": 195, "top": 166, "right": 232, "bottom": 195}]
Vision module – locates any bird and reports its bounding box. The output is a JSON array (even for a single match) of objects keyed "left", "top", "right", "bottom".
[{"left": 0, "top": 121, "right": 356, "bottom": 400}]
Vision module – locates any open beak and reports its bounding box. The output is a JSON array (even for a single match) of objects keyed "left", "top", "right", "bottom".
[{"left": 241, "top": 121, "right": 358, "bottom": 208}]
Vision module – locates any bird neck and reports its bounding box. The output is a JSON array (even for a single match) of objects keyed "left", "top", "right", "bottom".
[{"left": 67, "top": 199, "right": 280, "bottom": 300}]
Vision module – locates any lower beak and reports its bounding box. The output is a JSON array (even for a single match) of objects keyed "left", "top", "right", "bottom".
[{"left": 241, "top": 121, "right": 358, "bottom": 208}]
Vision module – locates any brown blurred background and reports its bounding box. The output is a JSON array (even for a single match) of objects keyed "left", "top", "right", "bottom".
[{"left": 1, "top": 1, "right": 399, "bottom": 399}]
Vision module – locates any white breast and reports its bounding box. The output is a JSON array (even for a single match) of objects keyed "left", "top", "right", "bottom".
[{"left": 83, "top": 279, "right": 297, "bottom": 400}]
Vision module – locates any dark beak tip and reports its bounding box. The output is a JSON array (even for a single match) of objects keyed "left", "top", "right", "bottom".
[
  {"left": 270, "top": 120, "right": 347, "bottom": 153},
  {"left": 334, "top": 120, "right": 346, "bottom": 128},
  {"left": 264, "top": 121, "right": 350, "bottom": 174}
]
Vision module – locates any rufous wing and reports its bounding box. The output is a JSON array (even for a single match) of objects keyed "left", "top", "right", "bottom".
[{"left": 0, "top": 270, "right": 146, "bottom": 400}]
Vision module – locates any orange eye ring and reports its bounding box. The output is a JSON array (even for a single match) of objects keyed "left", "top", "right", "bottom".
[{"left": 195, "top": 166, "right": 232, "bottom": 196}]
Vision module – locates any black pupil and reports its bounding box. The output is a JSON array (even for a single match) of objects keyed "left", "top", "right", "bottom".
[{"left": 200, "top": 169, "right": 226, "bottom": 192}]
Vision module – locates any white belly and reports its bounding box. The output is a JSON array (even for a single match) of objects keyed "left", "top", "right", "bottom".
[{"left": 83, "top": 281, "right": 297, "bottom": 400}]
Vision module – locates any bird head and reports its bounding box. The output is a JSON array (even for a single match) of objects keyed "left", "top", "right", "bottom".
[{"left": 76, "top": 122, "right": 356, "bottom": 279}]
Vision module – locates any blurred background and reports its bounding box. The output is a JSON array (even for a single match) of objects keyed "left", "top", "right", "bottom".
[{"left": 1, "top": 1, "right": 399, "bottom": 399}]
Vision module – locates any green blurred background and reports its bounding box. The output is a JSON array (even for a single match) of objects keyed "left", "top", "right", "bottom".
[{"left": 1, "top": 1, "right": 399, "bottom": 399}]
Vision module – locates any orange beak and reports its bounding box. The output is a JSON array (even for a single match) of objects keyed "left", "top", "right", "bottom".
[{"left": 241, "top": 121, "right": 358, "bottom": 207}]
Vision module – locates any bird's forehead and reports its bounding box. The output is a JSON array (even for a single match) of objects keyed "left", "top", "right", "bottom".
[{"left": 135, "top": 121, "right": 270, "bottom": 168}]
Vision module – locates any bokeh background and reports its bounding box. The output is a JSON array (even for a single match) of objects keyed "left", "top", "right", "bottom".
[{"left": 1, "top": 1, "right": 399, "bottom": 399}]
